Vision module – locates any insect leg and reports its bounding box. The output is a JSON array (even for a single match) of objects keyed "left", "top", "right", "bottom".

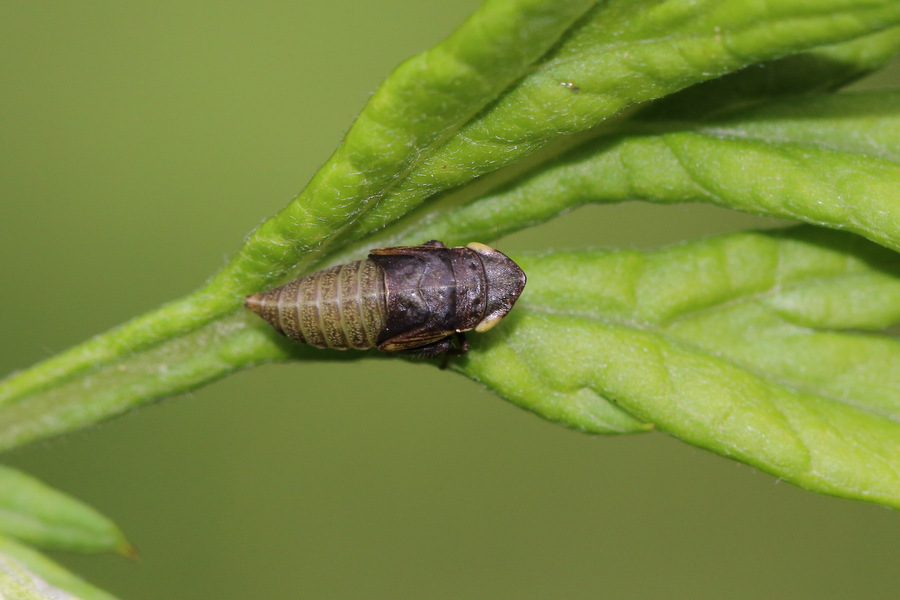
[
  {"left": 454, "top": 332, "right": 469, "bottom": 354},
  {"left": 434, "top": 333, "right": 470, "bottom": 369}
]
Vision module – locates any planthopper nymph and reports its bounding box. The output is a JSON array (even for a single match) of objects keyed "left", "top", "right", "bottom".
[{"left": 244, "top": 240, "right": 526, "bottom": 358}]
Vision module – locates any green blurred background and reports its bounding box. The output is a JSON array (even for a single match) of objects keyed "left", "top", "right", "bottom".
[{"left": 3, "top": 2, "right": 900, "bottom": 598}]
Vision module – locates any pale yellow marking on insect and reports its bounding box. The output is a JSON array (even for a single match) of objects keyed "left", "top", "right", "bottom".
[
  {"left": 465, "top": 242, "right": 495, "bottom": 254},
  {"left": 474, "top": 313, "right": 504, "bottom": 332}
]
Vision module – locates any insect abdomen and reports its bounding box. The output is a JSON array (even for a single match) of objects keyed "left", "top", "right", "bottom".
[{"left": 245, "top": 259, "right": 386, "bottom": 350}]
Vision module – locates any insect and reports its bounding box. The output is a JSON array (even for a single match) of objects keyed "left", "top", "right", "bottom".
[{"left": 244, "top": 240, "right": 526, "bottom": 358}]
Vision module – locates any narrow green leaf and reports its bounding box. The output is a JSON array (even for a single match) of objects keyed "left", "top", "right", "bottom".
[
  {"left": 634, "top": 26, "right": 900, "bottom": 120},
  {"left": 403, "top": 90, "right": 900, "bottom": 252},
  {"left": 0, "top": 467, "right": 129, "bottom": 555},
  {"left": 458, "top": 227, "right": 900, "bottom": 507},
  {"left": 0, "top": 536, "right": 117, "bottom": 600},
  {"left": 0, "top": 319, "right": 296, "bottom": 452},
  {"left": 347, "top": 0, "right": 900, "bottom": 241},
  {"left": 329, "top": 27, "right": 900, "bottom": 258}
]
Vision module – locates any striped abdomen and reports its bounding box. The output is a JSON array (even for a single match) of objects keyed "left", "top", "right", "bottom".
[{"left": 245, "top": 259, "right": 386, "bottom": 350}]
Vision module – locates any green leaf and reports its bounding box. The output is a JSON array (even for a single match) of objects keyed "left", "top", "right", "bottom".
[
  {"left": 630, "top": 26, "right": 900, "bottom": 117},
  {"left": 0, "top": 536, "right": 117, "bottom": 600},
  {"left": 459, "top": 227, "right": 900, "bottom": 507},
  {"left": 346, "top": 1, "right": 900, "bottom": 244},
  {"left": 0, "top": 466, "right": 130, "bottom": 555},
  {"left": 394, "top": 89, "right": 900, "bottom": 253}
]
